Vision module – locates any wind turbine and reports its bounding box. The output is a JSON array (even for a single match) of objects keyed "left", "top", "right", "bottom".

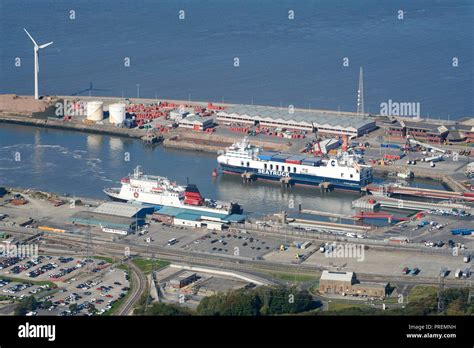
[{"left": 24, "top": 28, "right": 53, "bottom": 100}]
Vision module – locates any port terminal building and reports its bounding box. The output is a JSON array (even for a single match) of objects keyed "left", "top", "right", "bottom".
[
  {"left": 216, "top": 105, "right": 376, "bottom": 138},
  {"left": 152, "top": 206, "right": 245, "bottom": 230},
  {"left": 69, "top": 202, "right": 154, "bottom": 234},
  {"left": 178, "top": 115, "right": 214, "bottom": 131}
]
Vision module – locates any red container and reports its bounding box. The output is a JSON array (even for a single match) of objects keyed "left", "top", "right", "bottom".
[{"left": 285, "top": 159, "right": 301, "bottom": 165}]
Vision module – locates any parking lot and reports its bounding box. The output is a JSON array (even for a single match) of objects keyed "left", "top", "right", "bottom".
[
  {"left": 41, "top": 267, "right": 129, "bottom": 316},
  {"left": 264, "top": 242, "right": 471, "bottom": 279},
  {"left": 183, "top": 229, "right": 281, "bottom": 260},
  {"left": 0, "top": 254, "right": 130, "bottom": 316},
  {"left": 382, "top": 212, "right": 474, "bottom": 250},
  {"left": 125, "top": 221, "right": 208, "bottom": 247},
  {"left": 1, "top": 255, "right": 107, "bottom": 282}
]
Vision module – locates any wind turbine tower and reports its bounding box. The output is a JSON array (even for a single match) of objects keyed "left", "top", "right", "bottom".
[
  {"left": 24, "top": 28, "right": 53, "bottom": 100},
  {"left": 357, "top": 67, "right": 364, "bottom": 116}
]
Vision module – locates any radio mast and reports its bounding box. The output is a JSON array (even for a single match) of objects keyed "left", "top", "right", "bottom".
[{"left": 357, "top": 67, "right": 364, "bottom": 116}]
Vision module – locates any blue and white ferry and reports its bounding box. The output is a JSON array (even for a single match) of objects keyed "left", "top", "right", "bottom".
[{"left": 217, "top": 138, "right": 372, "bottom": 191}]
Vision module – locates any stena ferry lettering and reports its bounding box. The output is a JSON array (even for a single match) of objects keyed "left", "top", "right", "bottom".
[{"left": 258, "top": 169, "right": 290, "bottom": 177}]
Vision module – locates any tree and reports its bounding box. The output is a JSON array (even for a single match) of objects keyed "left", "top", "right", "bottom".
[
  {"left": 41, "top": 300, "right": 53, "bottom": 309},
  {"left": 197, "top": 286, "right": 317, "bottom": 316},
  {"left": 69, "top": 303, "right": 79, "bottom": 313},
  {"left": 136, "top": 302, "right": 192, "bottom": 316},
  {"left": 14, "top": 296, "right": 38, "bottom": 315},
  {"left": 257, "top": 287, "right": 315, "bottom": 315}
]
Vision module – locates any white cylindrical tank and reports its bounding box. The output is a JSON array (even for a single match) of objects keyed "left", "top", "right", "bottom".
[
  {"left": 86, "top": 101, "right": 104, "bottom": 121},
  {"left": 109, "top": 103, "right": 126, "bottom": 125}
]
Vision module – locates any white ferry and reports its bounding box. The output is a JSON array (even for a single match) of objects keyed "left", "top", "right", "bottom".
[{"left": 104, "top": 166, "right": 242, "bottom": 215}]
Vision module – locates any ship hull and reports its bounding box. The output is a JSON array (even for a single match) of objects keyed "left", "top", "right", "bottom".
[
  {"left": 220, "top": 164, "right": 365, "bottom": 191},
  {"left": 103, "top": 188, "right": 240, "bottom": 215}
]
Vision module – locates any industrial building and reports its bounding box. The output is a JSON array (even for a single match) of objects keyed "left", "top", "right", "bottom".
[
  {"left": 69, "top": 202, "right": 154, "bottom": 234},
  {"left": 385, "top": 120, "right": 406, "bottom": 138},
  {"left": 178, "top": 115, "right": 214, "bottom": 131},
  {"left": 173, "top": 213, "right": 202, "bottom": 228},
  {"left": 169, "top": 271, "right": 199, "bottom": 289},
  {"left": 384, "top": 119, "right": 449, "bottom": 143},
  {"left": 404, "top": 121, "right": 448, "bottom": 143},
  {"left": 448, "top": 124, "right": 474, "bottom": 143},
  {"left": 151, "top": 205, "right": 244, "bottom": 229},
  {"left": 319, "top": 270, "right": 388, "bottom": 298},
  {"left": 217, "top": 105, "right": 376, "bottom": 137}
]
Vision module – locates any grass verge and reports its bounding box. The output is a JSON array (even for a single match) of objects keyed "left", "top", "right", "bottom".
[
  {"left": 266, "top": 271, "right": 319, "bottom": 283},
  {"left": 93, "top": 255, "right": 115, "bottom": 264},
  {"left": 132, "top": 258, "right": 170, "bottom": 275}
]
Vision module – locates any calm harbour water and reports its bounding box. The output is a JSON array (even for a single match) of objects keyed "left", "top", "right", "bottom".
[
  {"left": 0, "top": 0, "right": 472, "bottom": 118},
  {"left": 0, "top": 1, "right": 470, "bottom": 217}
]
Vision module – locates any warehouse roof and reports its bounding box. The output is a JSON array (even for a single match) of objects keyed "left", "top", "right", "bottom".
[
  {"left": 223, "top": 214, "right": 246, "bottom": 223},
  {"left": 387, "top": 121, "right": 405, "bottom": 129},
  {"left": 404, "top": 121, "right": 448, "bottom": 134},
  {"left": 174, "top": 212, "right": 201, "bottom": 221},
  {"left": 179, "top": 115, "right": 214, "bottom": 125},
  {"left": 320, "top": 270, "right": 354, "bottom": 283},
  {"left": 447, "top": 130, "right": 466, "bottom": 141},
  {"left": 449, "top": 124, "right": 474, "bottom": 132},
  {"left": 94, "top": 202, "right": 143, "bottom": 218},
  {"left": 218, "top": 105, "right": 374, "bottom": 130},
  {"left": 70, "top": 211, "right": 136, "bottom": 226},
  {"left": 155, "top": 206, "right": 228, "bottom": 220}
]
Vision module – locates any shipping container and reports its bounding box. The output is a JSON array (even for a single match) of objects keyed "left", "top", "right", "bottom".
[
  {"left": 285, "top": 155, "right": 305, "bottom": 165},
  {"left": 302, "top": 158, "right": 321, "bottom": 166},
  {"left": 383, "top": 154, "right": 401, "bottom": 160},
  {"left": 271, "top": 154, "right": 291, "bottom": 162},
  {"left": 258, "top": 151, "right": 278, "bottom": 161}
]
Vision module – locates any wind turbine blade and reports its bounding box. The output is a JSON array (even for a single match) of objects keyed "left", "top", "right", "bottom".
[
  {"left": 39, "top": 41, "right": 53, "bottom": 49},
  {"left": 23, "top": 28, "right": 38, "bottom": 47}
]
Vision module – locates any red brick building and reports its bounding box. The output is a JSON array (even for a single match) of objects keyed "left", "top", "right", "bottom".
[{"left": 404, "top": 121, "right": 448, "bottom": 144}]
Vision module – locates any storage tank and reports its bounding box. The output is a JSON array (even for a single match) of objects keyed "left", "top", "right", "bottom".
[
  {"left": 86, "top": 101, "right": 104, "bottom": 121},
  {"left": 109, "top": 103, "right": 126, "bottom": 125}
]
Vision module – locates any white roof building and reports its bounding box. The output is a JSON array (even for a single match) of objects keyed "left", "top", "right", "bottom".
[
  {"left": 216, "top": 105, "right": 376, "bottom": 136},
  {"left": 320, "top": 270, "right": 355, "bottom": 283},
  {"left": 94, "top": 202, "right": 143, "bottom": 218}
]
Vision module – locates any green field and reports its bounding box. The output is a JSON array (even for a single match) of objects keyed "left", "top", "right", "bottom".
[
  {"left": 327, "top": 301, "right": 367, "bottom": 311},
  {"left": 266, "top": 271, "right": 319, "bottom": 283},
  {"left": 408, "top": 285, "right": 437, "bottom": 302},
  {"left": 132, "top": 258, "right": 170, "bottom": 275},
  {"left": 93, "top": 255, "right": 115, "bottom": 264}
]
